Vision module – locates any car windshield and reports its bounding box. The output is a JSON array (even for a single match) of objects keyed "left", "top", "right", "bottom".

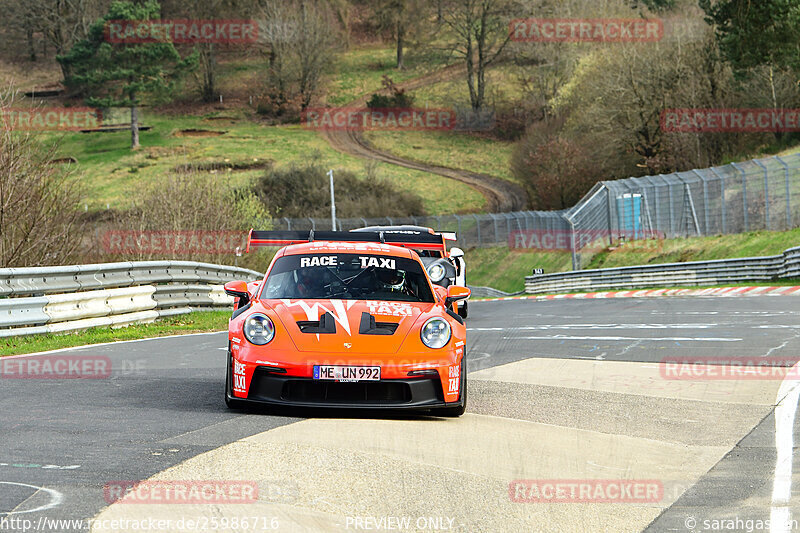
[{"left": 261, "top": 253, "right": 435, "bottom": 302}]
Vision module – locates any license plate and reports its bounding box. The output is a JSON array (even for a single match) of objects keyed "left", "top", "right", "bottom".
[{"left": 313, "top": 365, "right": 381, "bottom": 382}]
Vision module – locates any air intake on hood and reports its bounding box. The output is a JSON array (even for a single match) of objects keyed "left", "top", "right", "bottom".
[
  {"left": 297, "top": 312, "right": 337, "bottom": 334},
  {"left": 359, "top": 312, "right": 399, "bottom": 335}
]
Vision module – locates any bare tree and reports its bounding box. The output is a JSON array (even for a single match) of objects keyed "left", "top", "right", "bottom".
[
  {"left": 20, "top": 0, "right": 108, "bottom": 81},
  {"left": 441, "top": 0, "right": 516, "bottom": 111},
  {"left": 259, "top": 0, "right": 340, "bottom": 109},
  {"left": 374, "top": 0, "right": 429, "bottom": 69},
  {"left": 0, "top": 92, "right": 86, "bottom": 267}
]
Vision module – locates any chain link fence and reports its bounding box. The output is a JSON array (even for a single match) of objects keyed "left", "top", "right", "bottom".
[
  {"left": 271, "top": 210, "right": 572, "bottom": 249},
  {"left": 274, "top": 153, "right": 800, "bottom": 270}
]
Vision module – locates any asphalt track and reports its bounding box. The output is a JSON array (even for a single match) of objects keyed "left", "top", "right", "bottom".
[{"left": 1, "top": 295, "right": 800, "bottom": 532}]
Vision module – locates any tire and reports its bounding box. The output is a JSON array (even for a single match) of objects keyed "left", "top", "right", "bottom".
[
  {"left": 225, "top": 345, "right": 247, "bottom": 410},
  {"left": 457, "top": 301, "right": 469, "bottom": 319},
  {"left": 431, "top": 355, "right": 467, "bottom": 417}
]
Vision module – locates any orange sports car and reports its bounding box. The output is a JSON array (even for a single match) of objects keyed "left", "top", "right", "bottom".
[{"left": 222, "top": 230, "right": 471, "bottom": 416}]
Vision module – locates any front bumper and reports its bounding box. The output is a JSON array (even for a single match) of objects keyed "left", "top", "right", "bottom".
[{"left": 236, "top": 367, "right": 452, "bottom": 409}]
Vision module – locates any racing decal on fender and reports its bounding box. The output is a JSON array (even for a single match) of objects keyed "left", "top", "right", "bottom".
[
  {"left": 359, "top": 256, "right": 396, "bottom": 269},
  {"left": 366, "top": 301, "right": 413, "bottom": 317},
  {"left": 448, "top": 363, "right": 461, "bottom": 394},
  {"left": 280, "top": 299, "right": 357, "bottom": 335},
  {"left": 233, "top": 359, "right": 247, "bottom": 394},
  {"left": 300, "top": 256, "right": 337, "bottom": 267}
]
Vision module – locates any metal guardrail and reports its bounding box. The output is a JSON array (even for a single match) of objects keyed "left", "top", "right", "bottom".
[
  {"left": 0, "top": 261, "right": 263, "bottom": 338},
  {"left": 524, "top": 246, "right": 800, "bottom": 294}
]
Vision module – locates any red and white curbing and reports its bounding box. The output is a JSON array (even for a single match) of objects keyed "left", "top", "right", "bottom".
[{"left": 476, "top": 286, "right": 800, "bottom": 303}]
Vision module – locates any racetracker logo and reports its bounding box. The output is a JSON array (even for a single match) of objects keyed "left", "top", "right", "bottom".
[
  {"left": 302, "top": 107, "right": 458, "bottom": 131},
  {"left": 510, "top": 18, "right": 663, "bottom": 42},
  {"left": 103, "top": 480, "right": 258, "bottom": 504},
  {"left": 104, "top": 19, "right": 257, "bottom": 44},
  {"left": 660, "top": 357, "right": 800, "bottom": 380},
  {"left": 1, "top": 356, "right": 112, "bottom": 379},
  {"left": 102, "top": 230, "right": 247, "bottom": 255},
  {"left": 661, "top": 109, "right": 800, "bottom": 133},
  {"left": 0, "top": 108, "right": 102, "bottom": 131},
  {"left": 509, "top": 230, "right": 664, "bottom": 251},
  {"left": 509, "top": 479, "right": 663, "bottom": 503}
]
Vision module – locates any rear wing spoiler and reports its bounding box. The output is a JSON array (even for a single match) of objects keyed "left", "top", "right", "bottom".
[{"left": 246, "top": 230, "right": 453, "bottom": 253}]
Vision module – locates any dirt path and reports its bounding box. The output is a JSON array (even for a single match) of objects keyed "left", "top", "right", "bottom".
[{"left": 321, "top": 65, "right": 528, "bottom": 213}]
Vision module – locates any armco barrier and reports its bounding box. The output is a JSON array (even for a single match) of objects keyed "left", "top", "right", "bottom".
[
  {"left": 525, "top": 245, "right": 800, "bottom": 294},
  {"left": 0, "top": 261, "right": 263, "bottom": 338}
]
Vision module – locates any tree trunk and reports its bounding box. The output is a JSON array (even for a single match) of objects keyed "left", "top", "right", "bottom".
[
  {"left": 201, "top": 43, "right": 217, "bottom": 103},
  {"left": 26, "top": 26, "right": 36, "bottom": 62},
  {"left": 396, "top": 22, "right": 405, "bottom": 69},
  {"left": 130, "top": 102, "right": 140, "bottom": 150},
  {"left": 769, "top": 64, "right": 782, "bottom": 142}
]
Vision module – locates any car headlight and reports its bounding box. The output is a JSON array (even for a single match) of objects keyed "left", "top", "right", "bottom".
[
  {"left": 243, "top": 313, "right": 275, "bottom": 345},
  {"left": 420, "top": 317, "right": 451, "bottom": 349},
  {"left": 428, "top": 263, "right": 446, "bottom": 283}
]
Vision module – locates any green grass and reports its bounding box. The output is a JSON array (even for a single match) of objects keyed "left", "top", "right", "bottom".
[
  {"left": 53, "top": 113, "right": 486, "bottom": 215},
  {"left": 586, "top": 228, "right": 800, "bottom": 270},
  {"left": 363, "top": 130, "right": 518, "bottom": 183},
  {"left": 467, "top": 228, "right": 800, "bottom": 294},
  {"left": 466, "top": 247, "right": 573, "bottom": 294},
  {"left": 0, "top": 311, "right": 230, "bottom": 357},
  {"left": 325, "top": 45, "right": 446, "bottom": 106}
]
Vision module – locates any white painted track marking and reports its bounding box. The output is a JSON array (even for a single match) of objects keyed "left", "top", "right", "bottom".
[
  {"left": 770, "top": 360, "right": 800, "bottom": 533},
  {"left": 0, "top": 481, "right": 63, "bottom": 515}
]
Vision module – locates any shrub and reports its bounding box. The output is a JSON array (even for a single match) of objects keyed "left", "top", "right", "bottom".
[
  {"left": 251, "top": 162, "right": 425, "bottom": 219},
  {"left": 366, "top": 75, "right": 414, "bottom": 109}
]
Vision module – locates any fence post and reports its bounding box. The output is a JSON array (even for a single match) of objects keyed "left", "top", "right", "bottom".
[
  {"left": 455, "top": 215, "right": 462, "bottom": 244},
  {"left": 569, "top": 218, "right": 579, "bottom": 271},
  {"left": 490, "top": 214, "right": 499, "bottom": 243},
  {"left": 664, "top": 175, "right": 676, "bottom": 236},
  {"left": 308, "top": 218, "right": 316, "bottom": 230},
  {"left": 692, "top": 170, "right": 710, "bottom": 235},
  {"left": 605, "top": 185, "right": 613, "bottom": 244},
  {"left": 283, "top": 217, "right": 291, "bottom": 230},
  {"left": 709, "top": 168, "right": 726, "bottom": 234},
  {"left": 775, "top": 156, "right": 791, "bottom": 229},
  {"left": 473, "top": 214, "right": 481, "bottom": 246},
  {"left": 754, "top": 159, "right": 770, "bottom": 230},
  {"left": 731, "top": 162, "right": 748, "bottom": 232}
]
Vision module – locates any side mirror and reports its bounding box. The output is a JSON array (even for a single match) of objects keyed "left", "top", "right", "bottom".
[
  {"left": 449, "top": 247, "right": 464, "bottom": 258},
  {"left": 224, "top": 280, "right": 249, "bottom": 300},
  {"left": 445, "top": 285, "right": 470, "bottom": 308}
]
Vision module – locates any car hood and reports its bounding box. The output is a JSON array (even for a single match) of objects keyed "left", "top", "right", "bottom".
[{"left": 266, "top": 298, "right": 435, "bottom": 354}]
